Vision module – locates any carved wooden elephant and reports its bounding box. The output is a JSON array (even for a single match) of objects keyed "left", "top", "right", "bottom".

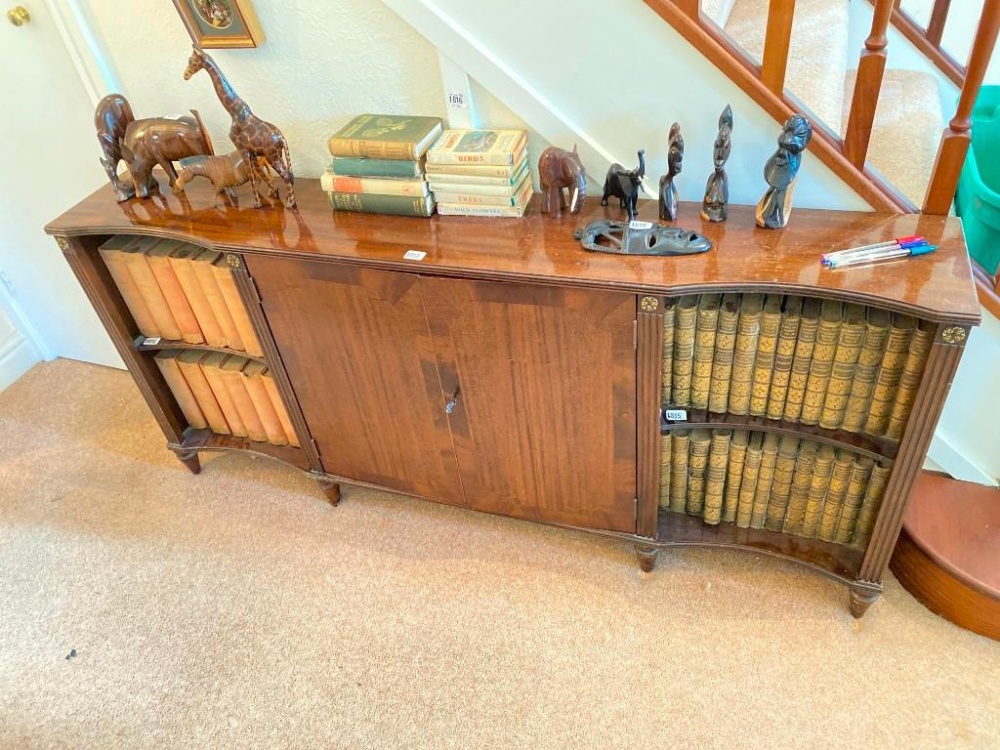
[
  {"left": 538, "top": 145, "right": 587, "bottom": 215},
  {"left": 121, "top": 111, "right": 215, "bottom": 199}
]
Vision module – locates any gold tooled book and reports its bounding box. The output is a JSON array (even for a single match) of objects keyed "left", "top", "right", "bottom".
[
  {"left": 709, "top": 294, "right": 740, "bottom": 413},
  {"left": 686, "top": 429, "right": 712, "bottom": 516},
  {"left": 728, "top": 294, "right": 764, "bottom": 415},
  {"left": 841, "top": 308, "right": 890, "bottom": 433},
  {"left": 765, "top": 435, "right": 799, "bottom": 531},
  {"left": 669, "top": 430, "right": 690, "bottom": 514},
  {"left": 691, "top": 295, "right": 721, "bottom": 409},
  {"left": 783, "top": 298, "right": 821, "bottom": 422},
  {"left": 211, "top": 255, "right": 264, "bottom": 358},
  {"left": 169, "top": 244, "right": 227, "bottom": 349},
  {"left": 853, "top": 463, "right": 891, "bottom": 546},
  {"left": 120, "top": 237, "right": 182, "bottom": 341},
  {"left": 802, "top": 444, "right": 835, "bottom": 538},
  {"left": 328, "top": 114, "right": 444, "bottom": 160},
  {"left": 885, "top": 323, "right": 934, "bottom": 439},
  {"left": 99, "top": 236, "right": 160, "bottom": 339},
  {"left": 146, "top": 240, "right": 205, "bottom": 345},
  {"left": 661, "top": 299, "right": 675, "bottom": 403},
  {"left": 659, "top": 432, "right": 672, "bottom": 509},
  {"left": 800, "top": 300, "right": 842, "bottom": 426},
  {"left": 767, "top": 296, "right": 802, "bottom": 420},
  {"left": 834, "top": 457, "right": 874, "bottom": 544},
  {"left": 782, "top": 441, "right": 818, "bottom": 534},
  {"left": 819, "top": 303, "right": 866, "bottom": 430},
  {"left": 736, "top": 432, "right": 764, "bottom": 528},
  {"left": 865, "top": 315, "right": 915, "bottom": 436},
  {"left": 750, "top": 433, "right": 780, "bottom": 529},
  {"left": 723, "top": 430, "right": 749, "bottom": 524},
  {"left": 192, "top": 250, "right": 244, "bottom": 351},
  {"left": 818, "top": 450, "right": 854, "bottom": 542},
  {"left": 749, "top": 295, "right": 782, "bottom": 416},
  {"left": 702, "top": 430, "right": 731, "bottom": 525},
  {"left": 671, "top": 296, "right": 698, "bottom": 407}
]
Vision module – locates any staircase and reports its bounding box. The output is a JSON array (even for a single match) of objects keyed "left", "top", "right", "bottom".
[{"left": 645, "top": 0, "right": 1000, "bottom": 313}]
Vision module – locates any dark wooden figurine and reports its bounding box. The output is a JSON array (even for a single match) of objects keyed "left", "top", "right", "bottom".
[
  {"left": 174, "top": 151, "right": 252, "bottom": 205},
  {"left": 601, "top": 149, "right": 646, "bottom": 221},
  {"left": 94, "top": 93, "right": 214, "bottom": 202},
  {"left": 756, "top": 113, "right": 813, "bottom": 229},
  {"left": 538, "top": 146, "right": 587, "bottom": 215},
  {"left": 701, "top": 105, "right": 732, "bottom": 222},
  {"left": 184, "top": 47, "right": 296, "bottom": 209},
  {"left": 658, "top": 123, "right": 684, "bottom": 221}
]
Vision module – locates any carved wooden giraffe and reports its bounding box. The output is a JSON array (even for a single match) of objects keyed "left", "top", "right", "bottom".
[{"left": 183, "top": 47, "right": 296, "bottom": 208}]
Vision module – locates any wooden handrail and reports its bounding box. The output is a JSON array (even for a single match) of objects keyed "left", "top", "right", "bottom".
[
  {"left": 761, "top": 0, "right": 796, "bottom": 94},
  {"left": 844, "top": 0, "right": 895, "bottom": 168},
  {"left": 641, "top": 0, "right": 914, "bottom": 213},
  {"left": 924, "top": 0, "right": 1000, "bottom": 214}
]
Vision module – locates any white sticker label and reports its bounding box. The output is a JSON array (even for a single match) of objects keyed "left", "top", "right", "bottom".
[
  {"left": 403, "top": 250, "right": 427, "bottom": 261},
  {"left": 447, "top": 92, "right": 468, "bottom": 109},
  {"left": 665, "top": 409, "right": 688, "bottom": 422},
  {"left": 142, "top": 336, "right": 162, "bottom": 346},
  {"left": 629, "top": 220, "right": 653, "bottom": 230}
]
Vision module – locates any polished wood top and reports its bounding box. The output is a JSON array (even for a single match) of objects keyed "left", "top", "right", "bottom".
[{"left": 47, "top": 177, "right": 980, "bottom": 323}]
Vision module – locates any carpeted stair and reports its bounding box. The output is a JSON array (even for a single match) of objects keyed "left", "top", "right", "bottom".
[{"left": 705, "top": 0, "right": 946, "bottom": 209}]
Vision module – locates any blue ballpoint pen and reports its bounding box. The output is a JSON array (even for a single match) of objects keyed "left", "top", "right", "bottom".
[{"left": 825, "top": 243, "right": 937, "bottom": 268}]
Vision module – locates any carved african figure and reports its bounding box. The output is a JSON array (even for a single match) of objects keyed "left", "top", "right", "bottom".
[
  {"left": 174, "top": 151, "right": 252, "bottom": 204},
  {"left": 659, "top": 122, "right": 684, "bottom": 221},
  {"left": 701, "top": 105, "right": 733, "bottom": 223},
  {"left": 601, "top": 149, "right": 646, "bottom": 221},
  {"left": 94, "top": 94, "right": 214, "bottom": 202},
  {"left": 183, "top": 47, "right": 296, "bottom": 208},
  {"left": 538, "top": 145, "right": 587, "bottom": 215},
  {"left": 756, "top": 113, "right": 813, "bottom": 229}
]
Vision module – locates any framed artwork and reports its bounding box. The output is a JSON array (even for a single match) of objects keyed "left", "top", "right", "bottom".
[{"left": 172, "top": 0, "right": 265, "bottom": 49}]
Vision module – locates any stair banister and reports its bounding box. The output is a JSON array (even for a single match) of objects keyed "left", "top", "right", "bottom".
[
  {"left": 844, "top": 0, "right": 895, "bottom": 168},
  {"left": 923, "top": 0, "right": 1000, "bottom": 215},
  {"left": 761, "top": 0, "right": 796, "bottom": 94},
  {"left": 926, "top": 0, "right": 953, "bottom": 46},
  {"left": 677, "top": 0, "right": 699, "bottom": 18}
]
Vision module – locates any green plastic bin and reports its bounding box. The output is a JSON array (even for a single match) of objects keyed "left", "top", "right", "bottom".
[{"left": 956, "top": 86, "right": 1000, "bottom": 275}]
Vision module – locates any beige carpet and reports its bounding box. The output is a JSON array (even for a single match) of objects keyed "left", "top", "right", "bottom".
[{"left": 1, "top": 359, "right": 999, "bottom": 749}]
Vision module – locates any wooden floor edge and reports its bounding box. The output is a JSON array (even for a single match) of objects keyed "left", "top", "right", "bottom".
[{"left": 890, "top": 528, "right": 1000, "bottom": 641}]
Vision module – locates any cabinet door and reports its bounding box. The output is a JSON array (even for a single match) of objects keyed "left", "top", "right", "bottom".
[
  {"left": 422, "top": 278, "right": 637, "bottom": 533},
  {"left": 246, "top": 256, "right": 464, "bottom": 505}
]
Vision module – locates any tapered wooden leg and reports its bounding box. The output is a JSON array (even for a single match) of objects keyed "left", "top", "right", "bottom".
[
  {"left": 316, "top": 477, "right": 342, "bottom": 506},
  {"left": 849, "top": 585, "right": 882, "bottom": 618},
  {"left": 635, "top": 543, "right": 660, "bottom": 573},
  {"left": 172, "top": 449, "right": 201, "bottom": 475}
]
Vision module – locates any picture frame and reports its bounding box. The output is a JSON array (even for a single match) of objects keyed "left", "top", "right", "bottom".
[{"left": 171, "top": 0, "right": 265, "bottom": 49}]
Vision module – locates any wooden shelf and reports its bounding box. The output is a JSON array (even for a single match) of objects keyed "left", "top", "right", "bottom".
[
  {"left": 660, "top": 406, "right": 898, "bottom": 463},
  {"left": 168, "top": 427, "right": 310, "bottom": 472},
  {"left": 657, "top": 509, "right": 864, "bottom": 583},
  {"left": 133, "top": 335, "right": 267, "bottom": 365}
]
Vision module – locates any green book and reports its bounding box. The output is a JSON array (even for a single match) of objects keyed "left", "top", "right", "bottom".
[
  {"left": 327, "top": 114, "right": 444, "bottom": 160},
  {"left": 327, "top": 191, "right": 435, "bottom": 218},
  {"left": 329, "top": 157, "right": 424, "bottom": 179}
]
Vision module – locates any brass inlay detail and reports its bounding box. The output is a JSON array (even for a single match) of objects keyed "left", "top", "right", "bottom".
[
  {"left": 54, "top": 236, "right": 71, "bottom": 252},
  {"left": 639, "top": 296, "right": 659, "bottom": 312},
  {"left": 226, "top": 253, "right": 242, "bottom": 269},
  {"left": 941, "top": 326, "right": 967, "bottom": 344}
]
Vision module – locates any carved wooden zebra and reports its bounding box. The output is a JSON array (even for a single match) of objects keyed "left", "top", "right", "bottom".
[{"left": 174, "top": 151, "right": 253, "bottom": 204}]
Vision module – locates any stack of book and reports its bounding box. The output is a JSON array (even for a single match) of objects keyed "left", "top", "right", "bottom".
[
  {"left": 660, "top": 293, "right": 934, "bottom": 438},
  {"left": 155, "top": 350, "right": 299, "bottom": 447},
  {"left": 98, "top": 235, "right": 262, "bottom": 356},
  {"left": 658, "top": 427, "right": 891, "bottom": 547},
  {"left": 323, "top": 114, "right": 443, "bottom": 217},
  {"left": 426, "top": 129, "right": 531, "bottom": 217}
]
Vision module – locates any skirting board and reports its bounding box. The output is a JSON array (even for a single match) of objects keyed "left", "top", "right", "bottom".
[{"left": 0, "top": 329, "right": 40, "bottom": 392}]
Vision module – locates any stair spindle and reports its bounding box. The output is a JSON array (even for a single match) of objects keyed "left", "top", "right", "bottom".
[
  {"left": 761, "top": 0, "right": 796, "bottom": 94},
  {"left": 844, "top": 0, "right": 895, "bottom": 168},
  {"left": 924, "top": 0, "right": 1000, "bottom": 214},
  {"left": 926, "top": 0, "right": 952, "bottom": 45}
]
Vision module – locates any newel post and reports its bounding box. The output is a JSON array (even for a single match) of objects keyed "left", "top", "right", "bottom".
[
  {"left": 923, "top": 0, "right": 1000, "bottom": 214},
  {"left": 843, "top": 0, "right": 895, "bottom": 168}
]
